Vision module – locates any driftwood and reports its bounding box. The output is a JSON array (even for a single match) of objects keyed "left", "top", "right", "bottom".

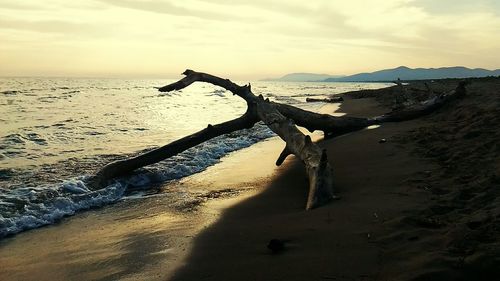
[
  {"left": 392, "top": 78, "right": 410, "bottom": 108},
  {"left": 89, "top": 70, "right": 468, "bottom": 210},
  {"left": 378, "top": 81, "right": 468, "bottom": 122},
  {"left": 306, "top": 96, "right": 344, "bottom": 103},
  {"left": 92, "top": 70, "right": 336, "bottom": 209}
]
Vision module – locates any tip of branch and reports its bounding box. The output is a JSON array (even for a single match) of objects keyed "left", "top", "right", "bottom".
[
  {"left": 86, "top": 175, "right": 106, "bottom": 191},
  {"left": 276, "top": 146, "right": 291, "bottom": 166},
  {"left": 183, "top": 69, "right": 194, "bottom": 76}
]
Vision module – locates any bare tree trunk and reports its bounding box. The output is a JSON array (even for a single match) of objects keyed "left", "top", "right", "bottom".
[
  {"left": 255, "top": 98, "right": 336, "bottom": 208},
  {"left": 89, "top": 70, "right": 467, "bottom": 210}
]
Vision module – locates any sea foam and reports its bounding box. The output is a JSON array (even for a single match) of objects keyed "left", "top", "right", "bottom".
[{"left": 0, "top": 123, "right": 275, "bottom": 238}]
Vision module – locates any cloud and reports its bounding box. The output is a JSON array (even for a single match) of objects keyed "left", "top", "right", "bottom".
[
  {"left": 194, "top": 0, "right": 315, "bottom": 18},
  {"left": 96, "top": 0, "right": 255, "bottom": 22},
  {"left": 0, "top": 0, "right": 499, "bottom": 77},
  {"left": 0, "top": 18, "right": 110, "bottom": 38},
  {"left": 413, "top": 0, "right": 500, "bottom": 15}
]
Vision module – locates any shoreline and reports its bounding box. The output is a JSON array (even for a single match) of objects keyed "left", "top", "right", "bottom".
[
  {"left": 2, "top": 77, "right": 498, "bottom": 280},
  {"left": 0, "top": 89, "right": 426, "bottom": 281},
  {"left": 0, "top": 135, "right": 291, "bottom": 281}
]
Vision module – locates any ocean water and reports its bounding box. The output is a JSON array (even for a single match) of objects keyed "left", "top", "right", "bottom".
[{"left": 0, "top": 77, "right": 390, "bottom": 238}]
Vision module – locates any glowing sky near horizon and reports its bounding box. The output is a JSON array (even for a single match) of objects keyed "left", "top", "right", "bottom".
[{"left": 0, "top": 0, "right": 499, "bottom": 79}]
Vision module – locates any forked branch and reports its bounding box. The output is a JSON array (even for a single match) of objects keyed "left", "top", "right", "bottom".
[
  {"left": 93, "top": 70, "right": 338, "bottom": 209},
  {"left": 91, "top": 70, "right": 467, "bottom": 210}
]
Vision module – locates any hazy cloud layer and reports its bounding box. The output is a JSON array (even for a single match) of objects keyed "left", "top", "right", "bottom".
[
  {"left": 0, "top": 0, "right": 499, "bottom": 78},
  {"left": 96, "top": 0, "right": 256, "bottom": 22},
  {"left": 414, "top": 0, "right": 500, "bottom": 15}
]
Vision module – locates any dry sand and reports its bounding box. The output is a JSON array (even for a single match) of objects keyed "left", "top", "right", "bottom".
[
  {"left": 372, "top": 78, "right": 500, "bottom": 280},
  {"left": 169, "top": 96, "right": 435, "bottom": 281}
]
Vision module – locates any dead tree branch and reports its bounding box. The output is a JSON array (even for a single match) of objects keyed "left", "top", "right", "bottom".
[
  {"left": 93, "top": 70, "right": 338, "bottom": 209},
  {"left": 90, "top": 70, "right": 468, "bottom": 210}
]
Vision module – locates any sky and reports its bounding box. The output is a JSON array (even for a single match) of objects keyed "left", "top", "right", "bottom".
[{"left": 0, "top": 0, "right": 499, "bottom": 79}]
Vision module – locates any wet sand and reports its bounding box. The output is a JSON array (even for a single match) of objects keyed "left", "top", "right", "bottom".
[{"left": 0, "top": 137, "right": 288, "bottom": 281}]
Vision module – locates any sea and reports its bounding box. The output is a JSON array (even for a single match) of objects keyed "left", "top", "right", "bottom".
[{"left": 0, "top": 77, "right": 390, "bottom": 238}]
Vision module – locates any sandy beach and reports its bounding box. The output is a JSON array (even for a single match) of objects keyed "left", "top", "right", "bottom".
[
  {"left": 168, "top": 94, "right": 434, "bottom": 281},
  {"left": 0, "top": 135, "right": 289, "bottom": 281},
  {"left": 170, "top": 78, "right": 500, "bottom": 281},
  {"left": 2, "top": 0, "right": 500, "bottom": 279},
  {"left": 1, "top": 78, "right": 499, "bottom": 281}
]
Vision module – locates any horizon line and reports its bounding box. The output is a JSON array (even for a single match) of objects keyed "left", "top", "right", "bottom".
[{"left": 1, "top": 65, "right": 500, "bottom": 81}]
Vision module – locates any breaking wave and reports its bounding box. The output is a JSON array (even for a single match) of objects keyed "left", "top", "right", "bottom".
[{"left": 0, "top": 123, "right": 275, "bottom": 238}]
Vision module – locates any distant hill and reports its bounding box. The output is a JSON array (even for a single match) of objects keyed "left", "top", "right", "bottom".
[
  {"left": 324, "top": 66, "right": 500, "bottom": 82},
  {"left": 263, "top": 73, "right": 344, "bottom": 82}
]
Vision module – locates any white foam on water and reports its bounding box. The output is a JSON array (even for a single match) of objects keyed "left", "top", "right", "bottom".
[
  {"left": 0, "top": 179, "right": 126, "bottom": 238},
  {"left": 0, "top": 123, "right": 275, "bottom": 238},
  {"left": 0, "top": 78, "right": 392, "bottom": 238}
]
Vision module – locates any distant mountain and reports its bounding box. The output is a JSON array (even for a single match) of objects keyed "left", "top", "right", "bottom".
[
  {"left": 263, "top": 73, "right": 344, "bottom": 82},
  {"left": 324, "top": 66, "right": 500, "bottom": 82}
]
